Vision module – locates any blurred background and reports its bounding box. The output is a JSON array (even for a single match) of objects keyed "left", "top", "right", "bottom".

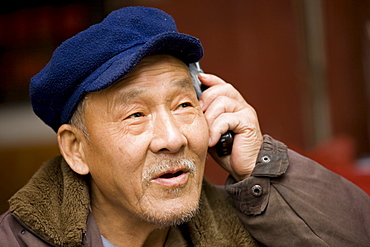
[{"left": 1, "top": 0, "right": 370, "bottom": 213}]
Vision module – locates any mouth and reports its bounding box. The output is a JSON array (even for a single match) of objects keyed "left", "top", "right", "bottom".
[
  {"left": 158, "top": 170, "right": 185, "bottom": 178},
  {"left": 151, "top": 169, "right": 189, "bottom": 187}
]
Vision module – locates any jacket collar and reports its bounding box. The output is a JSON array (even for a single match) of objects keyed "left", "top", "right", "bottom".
[{"left": 9, "top": 156, "right": 90, "bottom": 246}]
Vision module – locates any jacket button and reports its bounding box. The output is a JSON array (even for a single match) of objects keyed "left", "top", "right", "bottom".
[
  {"left": 261, "top": 155, "right": 271, "bottom": 163},
  {"left": 21, "top": 230, "right": 25, "bottom": 234},
  {"left": 251, "top": 184, "right": 263, "bottom": 197}
]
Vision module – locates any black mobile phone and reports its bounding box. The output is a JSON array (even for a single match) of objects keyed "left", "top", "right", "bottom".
[{"left": 189, "top": 62, "right": 234, "bottom": 157}]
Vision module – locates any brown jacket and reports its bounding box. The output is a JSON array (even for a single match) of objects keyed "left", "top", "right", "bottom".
[
  {"left": 1, "top": 136, "right": 369, "bottom": 246},
  {"left": 227, "top": 135, "right": 370, "bottom": 246}
]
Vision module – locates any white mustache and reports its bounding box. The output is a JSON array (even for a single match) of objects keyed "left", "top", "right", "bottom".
[{"left": 142, "top": 158, "right": 196, "bottom": 184}]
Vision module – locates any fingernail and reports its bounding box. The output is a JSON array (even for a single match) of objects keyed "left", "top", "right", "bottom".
[{"left": 198, "top": 73, "right": 208, "bottom": 79}]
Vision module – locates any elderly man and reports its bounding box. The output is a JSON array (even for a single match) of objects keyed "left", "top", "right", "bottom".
[{"left": 0, "top": 6, "right": 369, "bottom": 247}]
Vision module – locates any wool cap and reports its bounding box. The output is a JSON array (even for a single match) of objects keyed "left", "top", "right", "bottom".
[{"left": 30, "top": 6, "right": 203, "bottom": 132}]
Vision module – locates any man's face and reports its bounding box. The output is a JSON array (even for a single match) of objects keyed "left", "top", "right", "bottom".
[{"left": 80, "top": 55, "right": 209, "bottom": 227}]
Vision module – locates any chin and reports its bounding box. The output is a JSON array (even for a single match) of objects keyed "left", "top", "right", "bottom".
[
  {"left": 138, "top": 194, "right": 201, "bottom": 228},
  {"left": 145, "top": 203, "right": 200, "bottom": 228}
]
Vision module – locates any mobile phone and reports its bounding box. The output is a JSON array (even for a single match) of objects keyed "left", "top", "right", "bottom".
[{"left": 189, "top": 62, "right": 234, "bottom": 157}]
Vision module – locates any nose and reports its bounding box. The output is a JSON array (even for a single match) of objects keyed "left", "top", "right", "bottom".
[{"left": 149, "top": 112, "right": 187, "bottom": 154}]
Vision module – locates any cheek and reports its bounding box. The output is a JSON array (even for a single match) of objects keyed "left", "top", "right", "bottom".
[
  {"left": 85, "top": 138, "right": 147, "bottom": 202},
  {"left": 84, "top": 128, "right": 149, "bottom": 182},
  {"left": 88, "top": 122, "right": 149, "bottom": 157},
  {"left": 186, "top": 115, "right": 209, "bottom": 155},
  {"left": 193, "top": 115, "right": 209, "bottom": 142}
]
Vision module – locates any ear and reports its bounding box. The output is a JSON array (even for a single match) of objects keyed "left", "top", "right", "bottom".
[{"left": 57, "top": 124, "right": 90, "bottom": 175}]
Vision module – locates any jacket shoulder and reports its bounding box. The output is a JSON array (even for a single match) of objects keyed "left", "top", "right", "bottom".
[{"left": 0, "top": 210, "right": 51, "bottom": 246}]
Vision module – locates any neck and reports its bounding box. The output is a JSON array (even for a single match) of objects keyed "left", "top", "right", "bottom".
[{"left": 91, "top": 203, "right": 169, "bottom": 247}]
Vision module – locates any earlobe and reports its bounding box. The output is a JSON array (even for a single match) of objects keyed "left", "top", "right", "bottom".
[{"left": 57, "top": 124, "right": 90, "bottom": 175}]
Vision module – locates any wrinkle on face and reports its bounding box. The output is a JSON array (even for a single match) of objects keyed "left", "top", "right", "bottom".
[{"left": 80, "top": 55, "right": 209, "bottom": 234}]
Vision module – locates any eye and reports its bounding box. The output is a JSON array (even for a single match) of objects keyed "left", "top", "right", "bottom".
[
  {"left": 178, "top": 102, "right": 192, "bottom": 108},
  {"left": 127, "top": 112, "right": 144, "bottom": 119}
]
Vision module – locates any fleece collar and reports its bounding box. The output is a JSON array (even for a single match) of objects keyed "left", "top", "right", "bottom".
[{"left": 9, "top": 156, "right": 89, "bottom": 246}]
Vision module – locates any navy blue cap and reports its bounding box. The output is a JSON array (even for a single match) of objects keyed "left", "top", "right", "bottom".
[{"left": 30, "top": 6, "right": 204, "bottom": 132}]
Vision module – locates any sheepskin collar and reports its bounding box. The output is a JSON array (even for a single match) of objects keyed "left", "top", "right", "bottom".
[
  {"left": 9, "top": 156, "right": 258, "bottom": 246},
  {"left": 9, "top": 156, "right": 89, "bottom": 246}
]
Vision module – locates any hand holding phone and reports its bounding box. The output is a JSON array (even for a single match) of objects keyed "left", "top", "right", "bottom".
[
  {"left": 189, "top": 62, "right": 234, "bottom": 157},
  {"left": 189, "top": 66, "right": 263, "bottom": 180}
]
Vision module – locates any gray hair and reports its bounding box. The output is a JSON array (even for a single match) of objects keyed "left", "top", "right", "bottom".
[{"left": 69, "top": 96, "right": 89, "bottom": 139}]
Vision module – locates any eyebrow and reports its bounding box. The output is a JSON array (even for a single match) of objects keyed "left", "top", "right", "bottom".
[
  {"left": 176, "top": 78, "right": 194, "bottom": 89},
  {"left": 109, "top": 88, "right": 146, "bottom": 110}
]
